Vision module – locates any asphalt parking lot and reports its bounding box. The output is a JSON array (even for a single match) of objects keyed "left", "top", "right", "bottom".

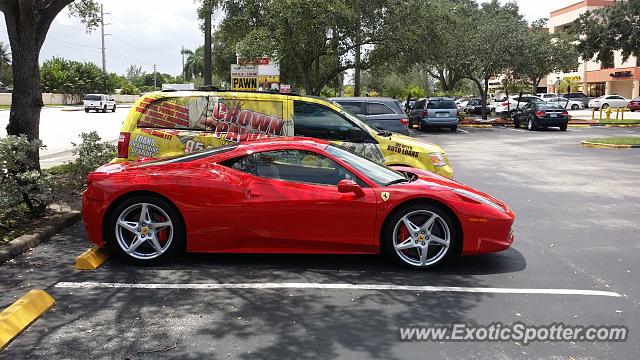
[{"left": 1, "top": 126, "right": 639, "bottom": 359}]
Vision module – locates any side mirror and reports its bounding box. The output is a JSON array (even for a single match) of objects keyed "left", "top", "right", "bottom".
[
  {"left": 346, "top": 128, "right": 365, "bottom": 142},
  {"left": 338, "top": 179, "right": 364, "bottom": 197}
]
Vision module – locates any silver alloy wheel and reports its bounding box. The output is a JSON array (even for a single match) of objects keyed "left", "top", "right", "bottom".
[
  {"left": 115, "top": 202, "right": 174, "bottom": 260},
  {"left": 392, "top": 210, "right": 450, "bottom": 267}
]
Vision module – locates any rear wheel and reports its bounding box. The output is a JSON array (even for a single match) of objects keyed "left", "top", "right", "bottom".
[
  {"left": 418, "top": 120, "right": 427, "bottom": 132},
  {"left": 102, "top": 105, "right": 107, "bottom": 113},
  {"left": 450, "top": 125, "right": 457, "bottom": 132},
  {"left": 527, "top": 117, "right": 536, "bottom": 131},
  {"left": 112, "top": 105, "right": 117, "bottom": 112},
  {"left": 383, "top": 203, "right": 459, "bottom": 269},
  {"left": 560, "top": 124, "right": 568, "bottom": 131},
  {"left": 105, "top": 195, "right": 185, "bottom": 265}
]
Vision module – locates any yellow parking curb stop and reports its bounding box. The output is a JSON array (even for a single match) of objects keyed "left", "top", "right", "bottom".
[
  {"left": 76, "top": 246, "right": 110, "bottom": 270},
  {"left": 580, "top": 141, "right": 639, "bottom": 149},
  {"left": 0, "top": 289, "right": 55, "bottom": 350}
]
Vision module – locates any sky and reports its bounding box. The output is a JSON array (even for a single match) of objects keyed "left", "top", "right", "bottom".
[{"left": 0, "top": 0, "right": 581, "bottom": 77}]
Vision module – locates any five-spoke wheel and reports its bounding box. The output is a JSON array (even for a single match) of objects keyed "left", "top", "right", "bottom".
[
  {"left": 384, "top": 204, "right": 458, "bottom": 269},
  {"left": 106, "top": 195, "right": 184, "bottom": 265}
]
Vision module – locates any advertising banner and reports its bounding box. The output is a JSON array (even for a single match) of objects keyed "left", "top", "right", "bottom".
[{"left": 231, "top": 64, "right": 258, "bottom": 91}]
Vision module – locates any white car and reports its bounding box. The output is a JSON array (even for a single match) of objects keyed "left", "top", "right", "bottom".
[
  {"left": 546, "top": 97, "right": 585, "bottom": 110},
  {"left": 494, "top": 95, "right": 543, "bottom": 114},
  {"left": 84, "top": 94, "right": 117, "bottom": 113},
  {"left": 537, "top": 93, "right": 558, "bottom": 101},
  {"left": 588, "top": 95, "right": 629, "bottom": 109}
]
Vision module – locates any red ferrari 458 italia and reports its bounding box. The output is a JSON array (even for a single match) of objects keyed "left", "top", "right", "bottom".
[{"left": 82, "top": 137, "right": 515, "bottom": 269}]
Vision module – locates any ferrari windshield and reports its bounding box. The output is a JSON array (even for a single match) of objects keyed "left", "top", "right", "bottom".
[{"left": 326, "top": 144, "right": 407, "bottom": 186}]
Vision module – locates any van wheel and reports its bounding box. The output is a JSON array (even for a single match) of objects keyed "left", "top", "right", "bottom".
[
  {"left": 112, "top": 105, "right": 117, "bottom": 112},
  {"left": 450, "top": 125, "right": 457, "bottom": 132},
  {"left": 102, "top": 105, "right": 107, "bottom": 113},
  {"left": 418, "top": 121, "right": 427, "bottom": 132},
  {"left": 84, "top": 108, "right": 89, "bottom": 113}
]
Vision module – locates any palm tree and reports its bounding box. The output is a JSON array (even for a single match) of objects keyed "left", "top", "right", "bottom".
[
  {"left": 0, "top": 42, "right": 11, "bottom": 66},
  {"left": 183, "top": 47, "right": 205, "bottom": 81}
]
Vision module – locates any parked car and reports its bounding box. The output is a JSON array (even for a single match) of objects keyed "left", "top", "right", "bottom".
[
  {"left": 513, "top": 101, "right": 569, "bottom": 131},
  {"left": 546, "top": 96, "right": 584, "bottom": 110},
  {"left": 463, "top": 98, "right": 495, "bottom": 115},
  {"left": 588, "top": 95, "right": 629, "bottom": 109},
  {"left": 408, "top": 97, "right": 459, "bottom": 132},
  {"left": 330, "top": 97, "right": 410, "bottom": 136},
  {"left": 494, "top": 95, "right": 543, "bottom": 114},
  {"left": 628, "top": 96, "right": 640, "bottom": 111},
  {"left": 564, "top": 92, "right": 591, "bottom": 107},
  {"left": 117, "top": 91, "right": 453, "bottom": 179},
  {"left": 84, "top": 94, "right": 116, "bottom": 113},
  {"left": 83, "top": 137, "right": 514, "bottom": 268},
  {"left": 536, "top": 93, "right": 558, "bottom": 101}
]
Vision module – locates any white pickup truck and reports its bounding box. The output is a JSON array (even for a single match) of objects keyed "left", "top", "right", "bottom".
[{"left": 83, "top": 94, "right": 116, "bottom": 113}]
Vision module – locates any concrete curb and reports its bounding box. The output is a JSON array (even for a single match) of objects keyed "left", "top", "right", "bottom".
[
  {"left": 580, "top": 141, "right": 640, "bottom": 149},
  {"left": 0, "top": 210, "right": 81, "bottom": 265},
  {"left": 0, "top": 289, "right": 55, "bottom": 350},
  {"left": 460, "top": 122, "right": 639, "bottom": 128}
]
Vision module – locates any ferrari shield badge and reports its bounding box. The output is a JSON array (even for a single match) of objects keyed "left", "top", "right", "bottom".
[{"left": 381, "top": 192, "right": 390, "bottom": 202}]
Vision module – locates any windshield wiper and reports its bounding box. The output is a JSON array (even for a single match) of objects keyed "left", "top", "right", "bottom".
[{"left": 385, "top": 178, "right": 410, "bottom": 186}]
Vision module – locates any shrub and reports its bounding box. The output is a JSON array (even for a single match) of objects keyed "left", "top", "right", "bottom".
[
  {"left": 71, "top": 131, "right": 116, "bottom": 180},
  {"left": 0, "top": 135, "right": 53, "bottom": 216}
]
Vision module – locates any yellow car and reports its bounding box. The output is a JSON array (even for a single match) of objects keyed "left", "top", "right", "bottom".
[{"left": 115, "top": 91, "right": 453, "bottom": 178}]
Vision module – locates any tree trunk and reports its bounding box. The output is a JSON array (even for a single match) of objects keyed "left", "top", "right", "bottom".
[
  {"left": 301, "top": 63, "right": 313, "bottom": 95},
  {"left": 469, "top": 77, "right": 486, "bottom": 119},
  {"left": 354, "top": 36, "right": 361, "bottom": 96},
  {"left": 203, "top": 6, "right": 212, "bottom": 86}
]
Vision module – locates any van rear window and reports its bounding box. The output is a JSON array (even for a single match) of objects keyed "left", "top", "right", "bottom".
[
  {"left": 136, "top": 96, "right": 289, "bottom": 142},
  {"left": 427, "top": 100, "right": 456, "bottom": 109},
  {"left": 84, "top": 95, "right": 101, "bottom": 101}
]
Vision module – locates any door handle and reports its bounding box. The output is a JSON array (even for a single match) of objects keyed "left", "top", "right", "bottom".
[{"left": 246, "top": 190, "right": 261, "bottom": 198}]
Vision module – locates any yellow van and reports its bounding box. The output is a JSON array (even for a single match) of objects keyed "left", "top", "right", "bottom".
[{"left": 116, "top": 91, "right": 453, "bottom": 178}]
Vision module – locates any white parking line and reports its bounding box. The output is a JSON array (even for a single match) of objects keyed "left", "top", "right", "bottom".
[
  {"left": 457, "top": 129, "right": 469, "bottom": 134},
  {"left": 54, "top": 281, "right": 622, "bottom": 297},
  {"left": 505, "top": 128, "right": 526, "bottom": 132}
]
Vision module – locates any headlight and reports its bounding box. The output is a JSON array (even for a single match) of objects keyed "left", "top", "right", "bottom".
[
  {"left": 429, "top": 152, "right": 446, "bottom": 167},
  {"left": 452, "top": 188, "right": 507, "bottom": 213}
]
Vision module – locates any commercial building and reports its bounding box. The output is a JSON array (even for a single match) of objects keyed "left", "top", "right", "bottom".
[{"left": 546, "top": 0, "right": 639, "bottom": 99}]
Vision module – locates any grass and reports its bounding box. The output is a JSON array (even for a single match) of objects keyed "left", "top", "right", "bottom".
[
  {"left": 585, "top": 137, "right": 640, "bottom": 145},
  {"left": 0, "top": 105, "right": 10, "bottom": 110},
  {"left": 598, "top": 118, "right": 640, "bottom": 124}
]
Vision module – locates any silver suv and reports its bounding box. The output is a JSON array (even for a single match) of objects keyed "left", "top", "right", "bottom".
[{"left": 408, "top": 97, "right": 459, "bottom": 132}]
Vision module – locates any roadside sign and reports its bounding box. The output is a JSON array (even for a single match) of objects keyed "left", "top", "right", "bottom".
[{"left": 231, "top": 64, "right": 258, "bottom": 91}]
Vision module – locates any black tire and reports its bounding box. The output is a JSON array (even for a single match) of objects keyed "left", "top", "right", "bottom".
[
  {"left": 527, "top": 117, "right": 536, "bottom": 131},
  {"left": 513, "top": 116, "right": 520, "bottom": 128},
  {"left": 382, "top": 203, "right": 460, "bottom": 269},
  {"left": 84, "top": 108, "right": 89, "bottom": 113},
  {"left": 560, "top": 124, "right": 568, "bottom": 131},
  {"left": 112, "top": 105, "right": 117, "bottom": 112},
  {"left": 418, "top": 120, "right": 427, "bottom": 132},
  {"left": 105, "top": 194, "right": 185, "bottom": 265},
  {"left": 601, "top": 103, "right": 609, "bottom": 110},
  {"left": 571, "top": 104, "right": 579, "bottom": 110},
  {"left": 102, "top": 105, "right": 107, "bottom": 113},
  {"left": 450, "top": 125, "right": 457, "bottom": 132}
]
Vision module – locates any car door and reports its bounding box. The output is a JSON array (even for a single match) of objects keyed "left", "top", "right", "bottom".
[
  {"left": 612, "top": 95, "right": 627, "bottom": 108},
  {"left": 241, "top": 149, "right": 378, "bottom": 253}
]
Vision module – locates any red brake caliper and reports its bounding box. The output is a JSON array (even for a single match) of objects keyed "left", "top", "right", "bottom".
[
  {"left": 155, "top": 214, "right": 168, "bottom": 244},
  {"left": 398, "top": 225, "right": 410, "bottom": 255}
]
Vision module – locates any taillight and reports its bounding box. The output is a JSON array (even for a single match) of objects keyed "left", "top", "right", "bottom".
[
  {"left": 561, "top": 111, "right": 569, "bottom": 116},
  {"left": 400, "top": 118, "right": 409, "bottom": 126},
  {"left": 535, "top": 111, "right": 546, "bottom": 117},
  {"left": 421, "top": 111, "right": 428, "bottom": 117},
  {"left": 501, "top": 102, "right": 509, "bottom": 106},
  {"left": 118, "top": 132, "right": 131, "bottom": 158}
]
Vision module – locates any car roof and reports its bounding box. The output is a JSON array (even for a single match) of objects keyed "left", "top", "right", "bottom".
[
  {"left": 234, "top": 137, "right": 330, "bottom": 153},
  {"left": 330, "top": 97, "right": 397, "bottom": 102}
]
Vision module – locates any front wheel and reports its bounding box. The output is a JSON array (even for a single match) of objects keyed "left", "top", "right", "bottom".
[
  {"left": 601, "top": 103, "right": 609, "bottom": 110},
  {"left": 383, "top": 204, "right": 459, "bottom": 269},
  {"left": 84, "top": 108, "right": 89, "bottom": 113},
  {"left": 112, "top": 105, "right": 117, "bottom": 112},
  {"left": 105, "top": 195, "right": 185, "bottom": 265},
  {"left": 571, "top": 104, "right": 579, "bottom": 110},
  {"left": 102, "top": 105, "right": 107, "bottom": 113}
]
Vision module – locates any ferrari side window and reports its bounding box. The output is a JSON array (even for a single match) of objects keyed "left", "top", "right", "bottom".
[
  {"left": 222, "top": 155, "right": 256, "bottom": 174},
  {"left": 254, "top": 150, "right": 365, "bottom": 186}
]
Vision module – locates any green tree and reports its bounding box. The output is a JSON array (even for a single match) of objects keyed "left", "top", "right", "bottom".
[
  {"left": 0, "top": 0, "right": 100, "bottom": 170},
  {"left": 125, "top": 65, "right": 146, "bottom": 88},
  {"left": 40, "top": 57, "right": 114, "bottom": 95},
  {"left": 571, "top": 1, "right": 639, "bottom": 65},
  {"left": 0, "top": 41, "right": 11, "bottom": 86},
  {"left": 512, "top": 19, "right": 579, "bottom": 93}
]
